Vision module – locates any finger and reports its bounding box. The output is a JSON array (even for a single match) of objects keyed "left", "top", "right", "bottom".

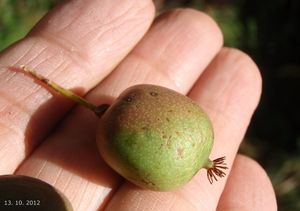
[
  {"left": 0, "top": 0, "right": 154, "bottom": 173},
  {"left": 92, "top": 8, "right": 223, "bottom": 96},
  {"left": 217, "top": 154, "right": 277, "bottom": 211},
  {"left": 16, "top": 9, "right": 223, "bottom": 211},
  {"left": 104, "top": 48, "right": 262, "bottom": 211},
  {"left": 177, "top": 47, "right": 262, "bottom": 210}
]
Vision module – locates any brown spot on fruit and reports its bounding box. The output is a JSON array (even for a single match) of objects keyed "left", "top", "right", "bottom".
[
  {"left": 125, "top": 97, "right": 132, "bottom": 102},
  {"left": 177, "top": 148, "right": 184, "bottom": 158},
  {"left": 166, "top": 136, "right": 172, "bottom": 148},
  {"left": 150, "top": 91, "right": 158, "bottom": 96}
]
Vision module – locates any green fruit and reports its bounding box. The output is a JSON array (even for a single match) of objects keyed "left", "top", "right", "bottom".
[
  {"left": 96, "top": 84, "right": 225, "bottom": 191},
  {"left": 22, "top": 66, "right": 227, "bottom": 191},
  {"left": 0, "top": 175, "right": 73, "bottom": 211}
]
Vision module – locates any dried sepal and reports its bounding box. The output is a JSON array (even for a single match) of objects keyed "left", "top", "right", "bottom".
[{"left": 206, "top": 156, "right": 228, "bottom": 184}]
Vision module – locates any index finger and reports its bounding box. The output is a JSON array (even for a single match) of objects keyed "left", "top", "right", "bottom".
[{"left": 0, "top": 0, "right": 154, "bottom": 174}]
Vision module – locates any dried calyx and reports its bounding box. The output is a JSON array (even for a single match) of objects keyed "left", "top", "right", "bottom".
[{"left": 204, "top": 156, "right": 228, "bottom": 184}]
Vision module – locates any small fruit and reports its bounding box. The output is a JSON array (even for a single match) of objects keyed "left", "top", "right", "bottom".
[
  {"left": 0, "top": 175, "right": 73, "bottom": 211},
  {"left": 22, "top": 66, "right": 227, "bottom": 191},
  {"left": 96, "top": 85, "right": 226, "bottom": 190}
]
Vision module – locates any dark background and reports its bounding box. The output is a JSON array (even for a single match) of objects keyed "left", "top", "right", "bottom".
[{"left": 1, "top": 0, "right": 299, "bottom": 210}]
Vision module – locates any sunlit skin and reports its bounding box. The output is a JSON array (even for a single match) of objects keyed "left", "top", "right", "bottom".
[{"left": 0, "top": 0, "right": 276, "bottom": 210}]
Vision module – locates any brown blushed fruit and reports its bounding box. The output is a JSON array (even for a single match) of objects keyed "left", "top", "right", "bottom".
[{"left": 97, "top": 84, "right": 219, "bottom": 190}]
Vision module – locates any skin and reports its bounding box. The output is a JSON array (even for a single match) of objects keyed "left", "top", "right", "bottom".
[{"left": 0, "top": 0, "right": 277, "bottom": 210}]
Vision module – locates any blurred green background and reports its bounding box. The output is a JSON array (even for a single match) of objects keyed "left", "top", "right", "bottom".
[{"left": 0, "top": 0, "right": 299, "bottom": 210}]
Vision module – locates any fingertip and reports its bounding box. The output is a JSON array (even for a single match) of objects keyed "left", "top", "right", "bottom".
[
  {"left": 217, "top": 154, "right": 277, "bottom": 211},
  {"left": 182, "top": 8, "right": 224, "bottom": 48},
  {"left": 191, "top": 47, "right": 263, "bottom": 129},
  {"left": 158, "top": 8, "right": 224, "bottom": 52},
  {"left": 220, "top": 47, "right": 262, "bottom": 104}
]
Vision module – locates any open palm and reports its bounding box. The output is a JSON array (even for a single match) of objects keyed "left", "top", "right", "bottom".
[{"left": 0, "top": 1, "right": 276, "bottom": 210}]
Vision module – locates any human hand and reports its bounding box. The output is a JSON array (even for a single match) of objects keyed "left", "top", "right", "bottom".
[{"left": 0, "top": 1, "right": 277, "bottom": 210}]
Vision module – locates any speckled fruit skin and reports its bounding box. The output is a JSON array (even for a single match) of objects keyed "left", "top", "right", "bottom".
[{"left": 96, "top": 84, "right": 214, "bottom": 191}]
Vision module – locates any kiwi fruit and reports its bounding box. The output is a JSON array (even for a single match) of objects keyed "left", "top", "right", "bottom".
[{"left": 22, "top": 66, "right": 227, "bottom": 191}]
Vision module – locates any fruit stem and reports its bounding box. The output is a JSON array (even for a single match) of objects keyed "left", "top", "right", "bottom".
[
  {"left": 21, "top": 65, "right": 109, "bottom": 117},
  {"left": 204, "top": 156, "right": 228, "bottom": 184}
]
